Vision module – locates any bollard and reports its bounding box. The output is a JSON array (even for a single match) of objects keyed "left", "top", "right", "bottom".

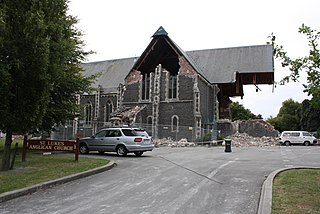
[{"left": 224, "top": 139, "right": 232, "bottom": 152}]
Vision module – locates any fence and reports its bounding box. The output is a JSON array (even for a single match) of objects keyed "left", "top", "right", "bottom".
[{"left": 50, "top": 120, "right": 216, "bottom": 142}]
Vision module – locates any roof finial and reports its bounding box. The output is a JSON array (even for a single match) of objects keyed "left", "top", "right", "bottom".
[{"left": 152, "top": 26, "right": 168, "bottom": 37}]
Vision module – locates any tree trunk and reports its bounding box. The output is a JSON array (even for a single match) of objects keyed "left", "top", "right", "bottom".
[{"left": 1, "top": 130, "right": 13, "bottom": 171}]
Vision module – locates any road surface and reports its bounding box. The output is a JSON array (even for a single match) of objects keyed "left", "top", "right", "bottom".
[{"left": 1, "top": 146, "right": 319, "bottom": 214}]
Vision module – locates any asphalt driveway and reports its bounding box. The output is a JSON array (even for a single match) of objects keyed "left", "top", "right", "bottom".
[{"left": 1, "top": 146, "right": 320, "bottom": 214}]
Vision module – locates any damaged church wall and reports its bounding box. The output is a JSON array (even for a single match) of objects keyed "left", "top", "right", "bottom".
[
  {"left": 74, "top": 91, "right": 118, "bottom": 138},
  {"left": 160, "top": 70, "right": 169, "bottom": 101},
  {"left": 178, "top": 56, "right": 206, "bottom": 140},
  {"left": 238, "top": 119, "right": 278, "bottom": 137},
  {"left": 197, "top": 76, "right": 214, "bottom": 127},
  {"left": 178, "top": 75, "right": 193, "bottom": 100},
  {"left": 98, "top": 94, "right": 117, "bottom": 121},
  {"left": 157, "top": 102, "right": 194, "bottom": 140},
  {"left": 123, "top": 69, "right": 141, "bottom": 103},
  {"left": 217, "top": 119, "right": 279, "bottom": 138},
  {"left": 217, "top": 120, "right": 235, "bottom": 137},
  {"left": 116, "top": 56, "right": 205, "bottom": 141}
]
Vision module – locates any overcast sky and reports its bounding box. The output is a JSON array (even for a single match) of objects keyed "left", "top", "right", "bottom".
[{"left": 68, "top": 0, "right": 320, "bottom": 119}]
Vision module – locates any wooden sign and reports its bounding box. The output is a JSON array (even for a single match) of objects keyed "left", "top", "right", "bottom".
[{"left": 22, "top": 136, "right": 79, "bottom": 161}]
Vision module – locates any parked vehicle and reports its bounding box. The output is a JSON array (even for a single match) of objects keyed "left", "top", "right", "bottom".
[
  {"left": 0, "top": 131, "right": 5, "bottom": 138},
  {"left": 279, "top": 131, "right": 318, "bottom": 146},
  {"left": 79, "top": 127, "right": 154, "bottom": 156}
]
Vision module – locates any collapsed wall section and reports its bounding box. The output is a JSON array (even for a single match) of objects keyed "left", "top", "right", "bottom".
[{"left": 218, "top": 119, "right": 278, "bottom": 138}]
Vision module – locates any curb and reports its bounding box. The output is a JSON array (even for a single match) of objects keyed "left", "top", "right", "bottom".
[
  {"left": 257, "top": 166, "right": 320, "bottom": 214},
  {"left": 0, "top": 160, "right": 116, "bottom": 203}
]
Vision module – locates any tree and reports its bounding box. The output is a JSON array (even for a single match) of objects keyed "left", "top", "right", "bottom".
[
  {"left": 0, "top": 0, "right": 94, "bottom": 171},
  {"left": 267, "top": 99, "right": 301, "bottom": 132},
  {"left": 300, "top": 99, "right": 320, "bottom": 132},
  {"left": 230, "top": 101, "right": 257, "bottom": 121},
  {"left": 268, "top": 24, "right": 320, "bottom": 108}
]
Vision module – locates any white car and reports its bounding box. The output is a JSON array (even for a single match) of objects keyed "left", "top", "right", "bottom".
[
  {"left": 79, "top": 128, "right": 154, "bottom": 156},
  {"left": 279, "top": 131, "right": 318, "bottom": 146}
]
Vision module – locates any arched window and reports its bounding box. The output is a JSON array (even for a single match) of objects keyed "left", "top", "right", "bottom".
[
  {"left": 105, "top": 100, "right": 113, "bottom": 122},
  {"left": 147, "top": 116, "right": 153, "bottom": 126},
  {"left": 84, "top": 102, "right": 92, "bottom": 125},
  {"left": 169, "top": 75, "right": 177, "bottom": 99},
  {"left": 141, "top": 73, "right": 150, "bottom": 100},
  {"left": 171, "top": 115, "right": 179, "bottom": 132},
  {"left": 146, "top": 115, "right": 153, "bottom": 134}
]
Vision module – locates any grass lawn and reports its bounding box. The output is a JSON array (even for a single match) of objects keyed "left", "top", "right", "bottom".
[
  {"left": 0, "top": 138, "right": 110, "bottom": 194},
  {"left": 272, "top": 169, "right": 320, "bottom": 214}
]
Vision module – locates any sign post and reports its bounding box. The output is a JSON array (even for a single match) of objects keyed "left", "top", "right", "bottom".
[{"left": 22, "top": 135, "right": 27, "bottom": 162}]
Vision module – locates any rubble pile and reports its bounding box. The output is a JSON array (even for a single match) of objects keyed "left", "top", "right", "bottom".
[
  {"left": 154, "top": 132, "right": 280, "bottom": 148},
  {"left": 110, "top": 105, "right": 146, "bottom": 125},
  {"left": 154, "top": 138, "right": 196, "bottom": 147},
  {"left": 238, "top": 119, "right": 278, "bottom": 137},
  {"left": 227, "top": 132, "right": 280, "bottom": 147}
]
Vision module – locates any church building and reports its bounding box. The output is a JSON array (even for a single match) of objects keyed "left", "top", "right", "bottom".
[{"left": 77, "top": 27, "right": 274, "bottom": 141}]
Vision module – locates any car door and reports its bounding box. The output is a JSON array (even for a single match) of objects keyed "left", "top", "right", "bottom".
[
  {"left": 88, "top": 130, "right": 108, "bottom": 151},
  {"left": 103, "top": 129, "right": 122, "bottom": 152},
  {"left": 291, "top": 132, "right": 301, "bottom": 144}
]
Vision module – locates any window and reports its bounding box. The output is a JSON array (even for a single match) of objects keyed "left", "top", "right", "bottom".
[
  {"left": 106, "top": 129, "right": 122, "bottom": 137},
  {"left": 292, "top": 132, "right": 300, "bottom": 137},
  {"left": 84, "top": 102, "right": 92, "bottom": 125},
  {"left": 147, "top": 116, "right": 153, "bottom": 126},
  {"left": 171, "top": 115, "right": 179, "bottom": 132},
  {"left": 303, "top": 132, "right": 311, "bottom": 137},
  {"left": 122, "top": 129, "right": 137, "bottom": 136},
  {"left": 105, "top": 100, "right": 113, "bottom": 122},
  {"left": 142, "top": 73, "right": 150, "bottom": 100},
  {"left": 195, "top": 92, "right": 200, "bottom": 113},
  {"left": 169, "top": 75, "right": 177, "bottom": 99},
  {"left": 95, "top": 130, "right": 107, "bottom": 138}
]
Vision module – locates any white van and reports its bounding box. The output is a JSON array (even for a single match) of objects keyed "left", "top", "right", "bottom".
[{"left": 279, "top": 131, "right": 318, "bottom": 146}]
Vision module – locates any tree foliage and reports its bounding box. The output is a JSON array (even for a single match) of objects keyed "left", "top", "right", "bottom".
[
  {"left": 267, "top": 99, "right": 301, "bottom": 132},
  {"left": 300, "top": 99, "right": 320, "bottom": 132},
  {"left": 268, "top": 98, "right": 320, "bottom": 134},
  {"left": 268, "top": 24, "right": 320, "bottom": 134},
  {"left": 268, "top": 24, "right": 320, "bottom": 108},
  {"left": 230, "top": 101, "right": 257, "bottom": 121},
  {"left": 0, "top": 0, "right": 94, "bottom": 171},
  {"left": 278, "top": 99, "right": 301, "bottom": 131}
]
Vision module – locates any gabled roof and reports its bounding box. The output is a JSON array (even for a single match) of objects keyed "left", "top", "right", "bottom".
[
  {"left": 188, "top": 44, "right": 274, "bottom": 83},
  {"left": 81, "top": 57, "right": 137, "bottom": 92},
  {"left": 81, "top": 27, "right": 274, "bottom": 92},
  {"left": 128, "top": 26, "right": 207, "bottom": 82}
]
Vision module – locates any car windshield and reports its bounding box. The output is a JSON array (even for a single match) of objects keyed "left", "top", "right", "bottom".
[{"left": 122, "top": 129, "right": 138, "bottom": 136}]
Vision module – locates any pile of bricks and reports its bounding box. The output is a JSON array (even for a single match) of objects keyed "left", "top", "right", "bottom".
[
  {"left": 227, "top": 132, "right": 280, "bottom": 147},
  {"left": 237, "top": 119, "right": 279, "bottom": 137},
  {"left": 154, "top": 138, "right": 196, "bottom": 147},
  {"left": 154, "top": 132, "right": 280, "bottom": 148}
]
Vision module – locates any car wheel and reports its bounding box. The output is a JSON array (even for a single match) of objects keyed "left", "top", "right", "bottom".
[
  {"left": 79, "top": 143, "right": 89, "bottom": 154},
  {"left": 116, "top": 145, "right": 127, "bottom": 156},
  {"left": 284, "top": 141, "right": 290, "bottom": 146},
  {"left": 304, "top": 141, "right": 310, "bottom": 146},
  {"left": 134, "top": 151, "right": 144, "bottom": 157}
]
